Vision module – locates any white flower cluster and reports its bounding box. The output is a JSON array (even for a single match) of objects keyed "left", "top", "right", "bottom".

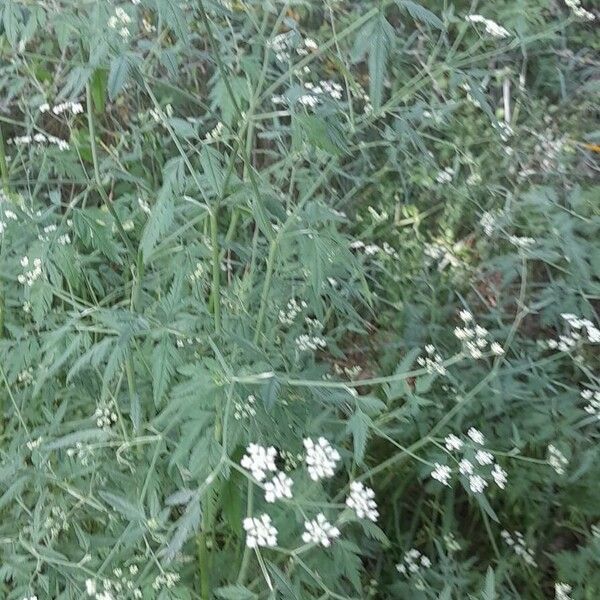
[
  {"left": 582, "top": 388, "right": 600, "bottom": 419},
  {"left": 423, "top": 243, "right": 460, "bottom": 271},
  {"left": 108, "top": 7, "right": 132, "bottom": 39},
  {"left": 465, "top": 14, "right": 511, "bottom": 38},
  {"left": 278, "top": 298, "right": 307, "bottom": 326},
  {"left": 345, "top": 481, "right": 378, "bottom": 521},
  {"left": 349, "top": 239, "right": 399, "bottom": 259},
  {"left": 304, "top": 437, "right": 340, "bottom": 481},
  {"left": 547, "top": 313, "right": 600, "bottom": 351},
  {"left": 243, "top": 514, "right": 278, "bottom": 548},
  {"left": 555, "top": 582, "right": 573, "bottom": 600},
  {"left": 85, "top": 564, "right": 142, "bottom": 599},
  {"left": 0, "top": 206, "right": 17, "bottom": 235},
  {"left": 264, "top": 471, "right": 293, "bottom": 503},
  {"left": 302, "top": 513, "right": 340, "bottom": 547},
  {"left": 508, "top": 235, "right": 536, "bottom": 249},
  {"left": 548, "top": 444, "right": 568, "bottom": 475},
  {"left": 432, "top": 428, "right": 508, "bottom": 493},
  {"left": 17, "top": 257, "right": 43, "bottom": 286},
  {"left": 431, "top": 463, "right": 452, "bottom": 486},
  {"left": 333, "top": 363, "right": 363, "bottom": 379},
  {"left": 241, "top": 437, "right": 377, "bottom": 550},
  {"left": 269, "top": 33, "right": 317, "bottom": 63},
  {"left": 454, "top": 310, "right": 504, "bottom": 359},
  {"left": 39, "top": 100, "right": 83, "bottom": 116},
  {"left": 436, "top": 166, "right": 454, "bottom": 184},
  {"left": 396, "top": 548, "right": 431, "bottom": 577},
  {"left": 94, "top": 404, "right": 118, "bottom": 430},
  {"left": 234, "top": 394, "right": 257, "bottom": 421},
  {"left": 565, "top": 0, "right": 595, "bottom": 20},
  {"left": 272, "top": 80, "right": 343, "bottom": 109},
  {"left": 151, "top": 571, "right": 180, "bottom": 591},
  {"left": 26, "top": 436, "right": 43, "bottom": 451},
  {"left": 189, "top": 261, "right": 204, "bottom": 282},
  {"left": 240, "top": 443, "right": 278, "bottom": 481},
  {"left": 480, "top": 209, "right": 507, "bottom": 237},
  {"left": 9, "top": 133, "right": 69, "bottom": 151},
  {"left": 295, "top": 334, "right": 326, "bottom": 352},
  {"left": 500, "top": 530, "right": 537, "bottom": 566},
  {"left": 417, "top": 344, "right": 447, "bottom": 376},
  {"left": 204, "top": 121, "right": 224, "bottom": 142}
]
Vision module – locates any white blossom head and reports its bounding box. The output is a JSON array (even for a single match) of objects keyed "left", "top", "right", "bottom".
[
  {"left": 243, "top": 514, "right": 278, "bottom": 548},
  {"left": 304, "top": 437, "right": 340, "bottom": 481},
  {"left": 240, "top": 444, "right": 278, "bottom": 481},
  {"left": 345, "top": 481, "right": 378, "bottom": 521},
  {"left": 302, "top": 513, "right": 340, "bottom": 547},
  {"left": 264, "top": 472, "right": 293, "bottom": 503}
]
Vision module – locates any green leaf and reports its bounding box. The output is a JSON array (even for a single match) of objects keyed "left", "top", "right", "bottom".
[
  {"left": 158, "top": 0, "right": 189, "bottom": 42},
  {"left": 396, "top": 0, "right": 444, "bottom": 30},
  {"left": 482, "top": 567, "right": 496, "bottom": 600},
  {"left": 152, "top": 334, "right": 177, "bottom": 407},
  {"left": 108, "top": 54, "right": 130, "bottom": 100},
  {"left": 140, "top": 187, "right": 175, "bottom": 262},
  {"left": 347, "top": 409, "right": 371, "bottom": 464},
  {"left": 90, "top": 68, "right": 107, "bottom": 113},
  {"left": 99, "top": 491, "right": 144, "bottom": 520},
  {"left": 215, "top": 586, "right": 256, "bottom": 600},
  {"left": 368, "top": 12, "right": 394, "bottom": 111}
]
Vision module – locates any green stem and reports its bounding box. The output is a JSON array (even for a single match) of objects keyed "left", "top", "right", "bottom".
[
  {"left": 210, "top": 208, "right": 221, "bottom": 335},
  {"left": 236, "top": 483, "right": 254, "bottom": 584},
  {"left": 253, "top": 238, "right": 277, "bottom": 346},
  {"left": 197, "top": 524, "right": 211, "bottom": 599},
  {"left": 0, "top": 123, "right": 9, "bottom": 192},
  {"left": 85, "top": 83, "right": 136, "bottom": 258}
]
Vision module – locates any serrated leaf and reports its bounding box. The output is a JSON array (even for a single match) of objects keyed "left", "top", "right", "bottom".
[
  {"left": 482, "top": 567, "right": 495, "bottom": 600},
  {"left": 396, "top": 0, "right": 444, "bottom": 30},
  {"left": 99, "top": 491, "right": 144, "bottom": 520},
  {"left": 368, "top": 12, "right": 394, "bottom": 111},
  {"left": 347, "top": 409, "right": 371, "bottom": 464},
  {"left": 158, "top": 0, "right": 189, "bottom": 42},
  {"left": 140, "top": 188, "right": 174, "bottom": 262},
  {"left": 152, "top": 334, "right": 177, "bottom": 406},
  {"left": 108, "top": 54, "right": 130, "bottom": 100},
  {"left": 215, "top": 585, "right": 256, "bottom": 600}
]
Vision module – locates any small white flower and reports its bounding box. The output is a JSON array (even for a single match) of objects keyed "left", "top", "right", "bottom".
[
  {"left": 459, "top": 458, "right": 474, "bottom": 476},
  {"left": 431, "top": 463, "right": 452, "bottom": 486},
  {"left": 302, "top": 513, "right": 340, "bottom": 547},
  {"left": 548, "top": 444, "right": 568, "bottom": 475},
  {"left": 345, "top": 481, "right": 379, "bottom": 521},
  {"left": 467, "top": 427, "right": 485, "bottom": 445},
  {"left": 490, "top": 342, "right": 504, "bottom": 355},
  {"left": 304, "top": 437, "right": 340, "bottom": 481},
  {"left": 491, "top": 464, "right": 508, "bottom": 489},
  {"left": 243, "top": 514, "right": 278, "bottom": 548},
  {"left": 444, "top": 434, "right": 463, "bottom": 452},
  {"left": 475, "top": 450, "right": 494, "bottom": 465},
  {"left": 240, "top": 444, "right": 278, "bottom": 482},
  {"left": 468, "top": 474, "right": 488, "bottom": 494},
  {"left": 264, "top": 472, "right": 293, "bottom": 503},
  {"left": 555, "top": 582, "right": 573, "bottom": 600}
]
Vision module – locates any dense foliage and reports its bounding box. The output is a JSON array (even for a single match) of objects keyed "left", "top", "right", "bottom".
[{"left": 0, "top": 0, "right": 599, "bottom": 598}]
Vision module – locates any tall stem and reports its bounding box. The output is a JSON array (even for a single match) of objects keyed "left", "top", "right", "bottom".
[
  {"left": 253, "top": 238, "right": 277, "bottom": 346},
  {"left": 210, "top": 208, "right": 221, "bottom": 335}
]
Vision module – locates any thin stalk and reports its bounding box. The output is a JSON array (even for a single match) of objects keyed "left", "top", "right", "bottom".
[
  {"left": 0, "top": 123, "right": 10, "bottom": 192},
  {"left": 210, "top": 208, "right": 221, "bottom": 335},
  {"left": 85, "top": 84, "right": 136, "bottom": 258},
  {"left": 253, "top": 238, "right": 277, "bottom": 345},
  {"left": 197, "top": 524, "right": 211, "bottom": 599},
  {"left": 236, "top": 483, "right": 254, "bottom": 584}
]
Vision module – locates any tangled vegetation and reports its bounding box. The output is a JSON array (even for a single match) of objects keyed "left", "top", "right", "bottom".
[{"left": 0, "top": 0, "right": 599, "bottom": 598}]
